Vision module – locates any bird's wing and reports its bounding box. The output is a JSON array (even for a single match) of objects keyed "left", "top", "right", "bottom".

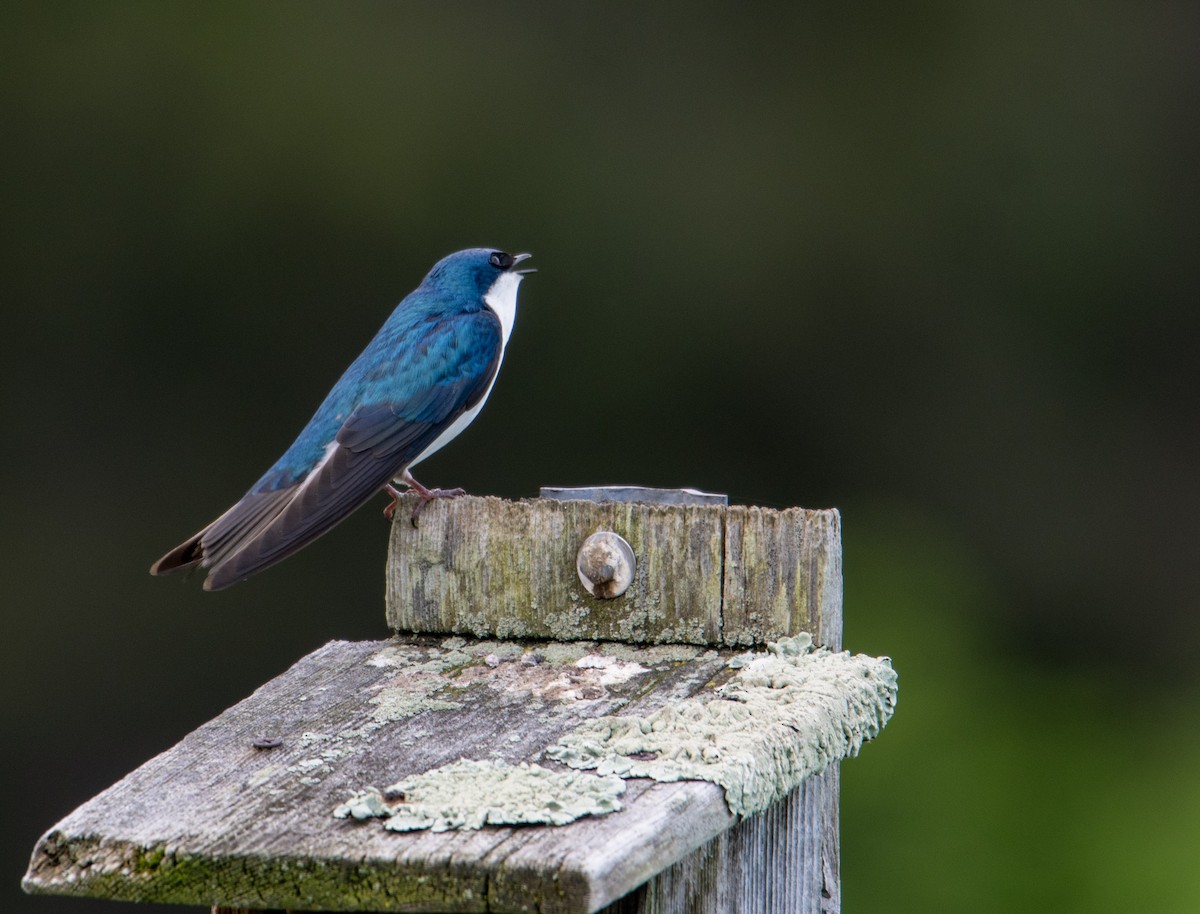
[
  {"left": 198, "top": 311, "right": 502, "bottom": 590},
  {"left": 149, "top": 487, "right": 297, "bottom": 576}
]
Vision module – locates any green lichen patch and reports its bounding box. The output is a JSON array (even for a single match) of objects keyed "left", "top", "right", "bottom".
[
  {"left": 545, "top": 634, "right": 897, "bottom": 817},
  {"left": 532, "top": 641, "right": 597, "bottom": 665},
  {"left": 334, "top": 759, "right": 625, "bottom": 832},
  {"left": 369, "top": 687, "right": 462, "bottom": 722},
  {"left": 365, "top": 638, "right": 473, "bottom": 674}
]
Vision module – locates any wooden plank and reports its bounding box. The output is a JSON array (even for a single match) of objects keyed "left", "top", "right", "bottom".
[
  {"left": 386, "top": 495, "right": 726, "bottom": 645},
  {"left": 21, "top": 638, "right": 745, "bottom": 913},
  {"left": 721, "top": 506, "right": 843, "bottom": 650},
  {"left": 24, "top": 634, "right": 893, "bottom": 913},
  {"left": 385, "top": 495, "right": 841, "bottom": 649},
  {"left": 600, "top": 767, "right": 839, "bottom": 914}
]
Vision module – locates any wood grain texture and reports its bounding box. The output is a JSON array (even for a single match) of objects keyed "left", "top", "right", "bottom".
[
  {"left": 23, "top": 631, "right": 884, "bottom": 913},
  {"left": 28, "top": 493, "right": 868, "bottom": 914},
  {"left": 23, "top": 638, "right": 745, "bottom": 913},
  {"left": 387, "top": 495, "right": 726, "bottom": 645},
  {"left": 721, "top": 506, "right": 843, "bottom": 650},
  {"left": 602, "top": 767, "right": 840, "bottom": 914},
  {"left": 385, "top": 495, "right": 841, "bottom": 649}
]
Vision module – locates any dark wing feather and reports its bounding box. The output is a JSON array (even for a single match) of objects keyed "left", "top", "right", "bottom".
[
  {"left": 198, "top": 316, "right": 501, "bottom": 590},
  {"left": 150, "top": 487, "right": 298, "bottom": 576}
]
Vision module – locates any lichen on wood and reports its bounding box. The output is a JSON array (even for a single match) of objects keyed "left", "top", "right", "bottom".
[
  {"left": 27, "top": 494, "right": 884, "bottom": 913},
  {"left": 386, "top": 494, "right": 842, "bottom": 648},
  {"left": 335, "top": 759, "right": 626, "bottom": 831},
  {"left": 546, "top": 634, "right": 895, "bottom": 816},
  {"left": 22, "top": 633, "right": 894, "bottom": 912}
]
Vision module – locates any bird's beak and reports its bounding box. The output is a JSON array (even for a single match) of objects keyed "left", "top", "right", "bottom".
[{"left": 512, "top": 252, "right": 536, "bottom": 275}]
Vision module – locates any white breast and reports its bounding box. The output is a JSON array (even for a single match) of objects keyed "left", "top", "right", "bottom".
[
  {"left": 405, "top": 270, "right": 526, "bottom": 471},
  {"left": 483, "top": 270, "right": 521, "bottom": 346}
]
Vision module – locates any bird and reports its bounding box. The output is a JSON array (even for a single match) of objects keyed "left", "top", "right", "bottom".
[{"left": 150, "top": 247, "right": 533, "bottom": 591}]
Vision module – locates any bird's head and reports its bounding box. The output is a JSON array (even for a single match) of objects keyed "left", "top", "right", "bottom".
[{"left": 422, "top": 248, "right": 534, "bottom": 300}]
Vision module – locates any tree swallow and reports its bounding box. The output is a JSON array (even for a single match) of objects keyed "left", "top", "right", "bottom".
[{"left": 151, "top": 248, "right": 533, "bottom": 591}]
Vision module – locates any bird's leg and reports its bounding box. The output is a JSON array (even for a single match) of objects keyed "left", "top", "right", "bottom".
[
  {"left": 382, "top": 483, "right": 406, "bottom": 522},
  {"left": 384, "top": 469, "right": 466, "bottom": 527}
]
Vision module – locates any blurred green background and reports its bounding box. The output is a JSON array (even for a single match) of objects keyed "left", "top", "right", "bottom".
[{"left": 4, "top": 2, "right": 1198, "bottom": 912}]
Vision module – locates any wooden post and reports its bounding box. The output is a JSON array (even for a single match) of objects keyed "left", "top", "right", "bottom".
[
  {"left": 386, "top": 491, "right": 843, "bottom": 649},
  {"left": 23, "top": 489, "right": 896, "bottom": 914}
]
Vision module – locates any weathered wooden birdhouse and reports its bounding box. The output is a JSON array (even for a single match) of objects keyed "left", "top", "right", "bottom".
[{"left": 24, "top": 487, "right": 897, "bottom": 913}]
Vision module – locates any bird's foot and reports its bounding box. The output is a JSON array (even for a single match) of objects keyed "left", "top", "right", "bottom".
[
  {"left": 383, "top": 484, "right": 406, "bottom": 522},
  {"left": 409, "top": 485, "right": 466, "bottom": 526},
  {"left": 386, "top": 471, "right": 466, "bottom": 527}
]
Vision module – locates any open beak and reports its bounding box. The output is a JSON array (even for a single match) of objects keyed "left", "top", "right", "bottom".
[{"left": 512, "top": 252, "right": 536, "bottom": 275}]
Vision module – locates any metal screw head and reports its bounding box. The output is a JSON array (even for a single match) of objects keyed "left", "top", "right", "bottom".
[{"left": 576, "top": 531, "right": 635, "bottom": 599}]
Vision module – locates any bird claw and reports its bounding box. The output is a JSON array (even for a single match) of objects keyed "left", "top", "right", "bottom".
[
  {"left": 410, "top": 486, "right": 466, "bottom": 527},
  {"left": 383, "top": 478, "right": 466, "bottom": 527},
  {"left": 383, "top": 484, "right": 405, "bottom": 522}
]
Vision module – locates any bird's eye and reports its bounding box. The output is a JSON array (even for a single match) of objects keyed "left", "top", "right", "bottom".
[{"left": 489, "top": 252, "right": 515, "bottom": 269}]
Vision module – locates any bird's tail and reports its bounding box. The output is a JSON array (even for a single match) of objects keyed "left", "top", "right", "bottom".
[{"left": 149, "top": 486, "right": 298, "bottom": 589}]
